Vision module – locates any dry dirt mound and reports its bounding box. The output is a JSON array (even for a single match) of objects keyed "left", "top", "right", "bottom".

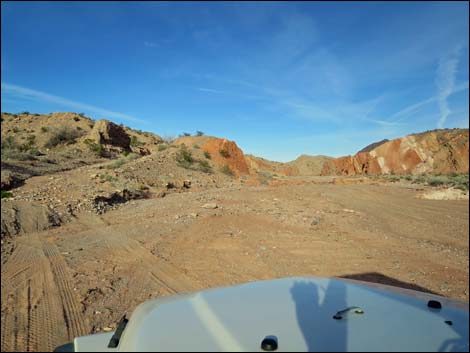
[
  {"left": 1, "top": 200, "right": 62, "bottom": 238},
  {"left": 286, "top": 155, "right": 333, "bottom": 176},
  {"left": 322, "top": 128, "right": 469, "bottom": 175}
]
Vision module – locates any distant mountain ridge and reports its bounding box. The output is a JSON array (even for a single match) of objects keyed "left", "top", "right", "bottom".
[{"left": 357, "top": 139, "right": 389, "bottom": 154}]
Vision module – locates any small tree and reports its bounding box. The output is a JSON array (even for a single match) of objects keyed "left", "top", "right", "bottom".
[{"left": 196, "top": 131, "right": 204, "bottom": 136}]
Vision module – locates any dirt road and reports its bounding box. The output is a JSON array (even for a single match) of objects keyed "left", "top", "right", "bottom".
[{"left": 1, "top": 179, "right": 468, "bottom": 351}]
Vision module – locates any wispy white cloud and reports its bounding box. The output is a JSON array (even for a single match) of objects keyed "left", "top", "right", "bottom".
[
  {"left": 388, "top": 80, "right": 468, "bottom": 123},
  {"left": 197, "top": 87, "right": 225, "bottom": 94},
  {"left": 364, "top": 118, "right": 405, "bottom": 127},
  {"left": 1, "top": 82, "right": 145, "bottom": 124},
  {"left": 144, "top": 41, "right": 159, "bottom": 48},
  {"left": 435, "top": 45, "right": 462, "bottom": 128}
]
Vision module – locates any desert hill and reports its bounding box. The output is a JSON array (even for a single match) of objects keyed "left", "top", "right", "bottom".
[
  {"left": 286, "top": 155, "right": 333, "bottom": 176},
  {"left": 321, "top": 128, "right": 469, "bottom": 176}
]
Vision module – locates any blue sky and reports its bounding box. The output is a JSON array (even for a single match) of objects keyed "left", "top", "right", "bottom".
[{"left": 1, "top": 1, "right": 469, "bottom": 161}]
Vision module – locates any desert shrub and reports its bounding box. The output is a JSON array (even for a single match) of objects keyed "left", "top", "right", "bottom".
[
  {"left": 20, "top": 111, "right": 30, "bottom": 115},
  {"left": 197, "top": 160, "right": 212, "bottom": 174},
  {"left": 449, "top": 174, "right": 469, "bottom": 190},
  {"left": 388, "top": 176, "right": 400, "bottom": 182},
  {"left": 412, "top": 175, "right": 427, "bottom": 184},
  {"left": 257, "top": 171, "right": 273, "bottom": 184},
  {"left": 18, "top": 135, "right": 36, "bottom": 152},
  {"left": 106, "top": 159, "right": 126, "bottom": 169},
  {"left": 28, "top": 147, "right": 41, "bottom": 156},
  {"left": 193, "top": 144, "right": 200, "bottom": 149},
  {"left": 427, "top": 176, "right": 447, "bottom": 186},
  {"left": 45, "top": 127, "right": 83, "bottom": 148},
  {"left": 73, "top": 117, "right": 80, "bottom": 122},
  {"left": 158, "top": 144, "right": 168, "bottom": 151},
  {"left": 176, "top": 145, "right": 194, "bottom": 169},
  {"left": 79, "top": 112, "right": 85, "bottom": 117},
  {"left": 1, "top": 190, "right": 13, "bottom": 199},
  {"left": 84, "top": 139, "right": 105, "bottom": 157},
  {"left": 5, "top": 150, "right": 37, "bottom": 161},
  {"left": 12, "top": 127, "right": 20, "bottom": 133},
  {"left": 1, "top": 135, "right": 17, "bottom": 150},
  {"left": 455, "top": 184, "right": 469, "bottom": 191},
  {"left": 121, "top": 149, "right": 130, "bottom": 156},
  {"left": 196, "top": 131, "right": 204, "bottom": 136},
  {"left": 181, "top": 132, "right": 191, "bottom": 137},
  {"left": 89, "top": 123, "right": 94, "bottom": 129},
  {"left": 221, "top": 164, "right": 234, "bottom": 176},
  {"left": 219, "top": 148, "right": 230, "bottom": 158},
  {"left": 99, "top": 173, "right": 116, "bottom": 183},
  {"left": 204, "top": 151, "right": 211, "bottom": 159},
  {"left": 41, "top": 126, "right": 48, "bottom": 133},
  {"left": 404, "top": 175, "right": 413, "bottom": 181},
  {"left": 131, "top": 135, "right": 144, "bottom": 147},
  {"left": 77, "top": 126, "right": 83, "bottom": 131}
]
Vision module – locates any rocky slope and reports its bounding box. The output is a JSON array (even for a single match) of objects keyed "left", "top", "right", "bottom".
[{"left": 321, "top": 129, "right": 469, "bottom": 176}]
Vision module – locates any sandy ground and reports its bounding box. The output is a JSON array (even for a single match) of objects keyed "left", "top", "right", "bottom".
[{"left": 1, "top": 178, "right": 469, "bottom": 351}]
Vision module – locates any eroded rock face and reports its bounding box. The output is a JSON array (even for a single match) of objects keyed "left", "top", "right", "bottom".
[
  {"left": 89, "top": 120, "right": 131, "bottom": 150},
  {"left": 321, "top": 129, "right": 469, "bottom": 175},
  {"left": 202, "top": 138, "right": 250, "bottom": 175}
]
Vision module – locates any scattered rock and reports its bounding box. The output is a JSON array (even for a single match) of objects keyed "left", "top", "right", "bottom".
[
  {"left": 202, "top": 203, "right": 218, "bottom": 209},
  {"left": 166, "top": 182, "right": 176, "bottom": 190},
  {"left": 311, "top": 216, "right": 322, "bottom": 226}
]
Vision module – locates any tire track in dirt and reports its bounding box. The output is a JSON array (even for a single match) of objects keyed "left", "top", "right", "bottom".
[
  {"left": 42, "top": 241, "right": 89, "bottom": 339},
  {"left": 100, "top": 230, "right": 199, "bottom": 295},
  {"left": 1, "top": 235, "right": 87, "bottom": 352},
  {"left": 1, "top": 243, "right": 43, "bottom": 300},
  {"left": 121, "top": 235, "right": 199, "bottom": 294}
]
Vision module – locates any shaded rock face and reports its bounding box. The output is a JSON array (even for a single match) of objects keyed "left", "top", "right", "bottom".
[
  {"left": 1, "top": 171, "right": 24, "bottom": 191},
  {"left": 89, "top": 120, "right": 131, "bottom": 150},
  {"left": 202, "top": 138, "right": 250, "bottom": 175},
  {"left": 321, "top": 129, "right": 469, "bottom": 175}
]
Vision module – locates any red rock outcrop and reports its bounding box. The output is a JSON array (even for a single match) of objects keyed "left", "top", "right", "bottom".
[
  {"left": 201, "top": 138, "right": 250, "bottom": 176},
  {"left": 321, "top": 129, "right": 469, "bottom": 175}
]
